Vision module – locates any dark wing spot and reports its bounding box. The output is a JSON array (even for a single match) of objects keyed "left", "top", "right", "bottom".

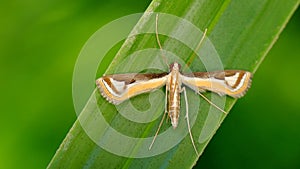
[{"left": 129, "top": 79, "right": 136, "bottom": 84}]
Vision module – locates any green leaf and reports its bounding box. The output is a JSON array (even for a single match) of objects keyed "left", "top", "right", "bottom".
[{"left": 47, "top": 0, "right": 299, "bottom": 168}]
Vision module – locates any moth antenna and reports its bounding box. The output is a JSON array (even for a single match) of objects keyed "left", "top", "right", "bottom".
[
  {"left": 197, "top": 91, "right": 228, "bottom": 115},
  {"left": 155, "top": 14, "right": 169, "bottom": 67},
  {"left": 195, "top": 28, "right": 207, "bottom": 54},
  {"left": 184, "top": 28, "right": 208, "bottom": 71}
]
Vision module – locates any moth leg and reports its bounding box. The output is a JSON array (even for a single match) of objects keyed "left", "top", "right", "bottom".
[
  {"left": 195, "top": 88, "right": 205, "bottom": 95},
  {"left": 149, "top": 86, "right": 168, "bottom": 150},
  {"left": 196, "top": 91, "right": 228, "bottom": 115},
  {"left": 165, "top": 83, "right": 170, "bottom": 123},
  {"left": 182, "top": 87, "right": 199, "bottom": 156},
  {"left": 165, "top": 85, "right": 168, "bottom": 114}
]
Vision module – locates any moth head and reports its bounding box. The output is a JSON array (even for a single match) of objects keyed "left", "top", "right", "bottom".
[{"left": 169, "top": 62, "right": 181, "bottom": 71}]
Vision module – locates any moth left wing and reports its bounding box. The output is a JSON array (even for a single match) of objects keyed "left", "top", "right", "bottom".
[
  {"left": 96, "top": 72, "right": 169, "bottom": 104},
  {"left": 181, "top": 70, "right": 252, "bottom": 98}
]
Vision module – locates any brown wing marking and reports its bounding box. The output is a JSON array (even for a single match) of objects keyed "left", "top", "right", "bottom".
[
  {"left": 181, "top": 70, "right": 252, "bottom": 98},
  {"left": 96, "top": 73, "right": 168, "bottom": 104}
]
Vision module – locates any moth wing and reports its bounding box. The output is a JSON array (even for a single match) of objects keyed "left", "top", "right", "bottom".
[
  {"left": 96, "top": 73, "right": 168, "bottom": 104},
  {"left": 181, "top": 70, "right": 252, "bottom": 98}
]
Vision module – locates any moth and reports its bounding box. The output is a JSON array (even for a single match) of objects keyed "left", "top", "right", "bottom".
[
  {"left": 96, "top": 64, "right": 252, "bottom": 126},
  {"left": 96, "top": 14, "right": 252, "bottom": 155}
]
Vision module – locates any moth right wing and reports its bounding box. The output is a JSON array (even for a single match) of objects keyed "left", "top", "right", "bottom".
[
  {"left": 96, "top": 72, "right": 169, "bottom": 104},
  {"left": 181, "top": 70, "right": 252, "bottom": 98}
]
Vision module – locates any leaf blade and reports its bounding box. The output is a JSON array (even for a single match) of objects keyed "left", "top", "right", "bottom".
[{"left": 48, "top": 0, "right": 299, "bottom": 169}]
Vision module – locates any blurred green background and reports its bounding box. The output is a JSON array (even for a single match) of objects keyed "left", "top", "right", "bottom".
[{"left": 0, "top": 1, "right": 299, "bottom": 169}]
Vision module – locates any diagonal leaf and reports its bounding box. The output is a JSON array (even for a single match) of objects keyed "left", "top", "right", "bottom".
[{"left": 48, "top": 0, "right": 299, "bottom": 168}]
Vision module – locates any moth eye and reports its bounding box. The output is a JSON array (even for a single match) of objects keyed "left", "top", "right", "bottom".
[
  {"left": 169, "top": 63, "right": 174, "bottom": 70},
  {"left": 177, "top": 63, "right": 181, "bottom": 70}
]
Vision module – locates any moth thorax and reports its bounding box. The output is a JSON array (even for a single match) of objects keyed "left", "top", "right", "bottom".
[{"left": 169, "top": 62, "right": 181, "bottom": 71}]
